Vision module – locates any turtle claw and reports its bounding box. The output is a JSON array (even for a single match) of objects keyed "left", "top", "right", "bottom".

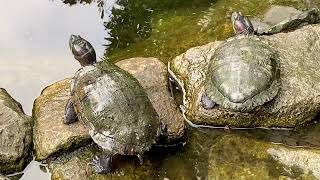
[
  {"left": 64, "top": 99, "right": 78, "bottom": 124},
  {"left": 90, "top": 154, "right": 113, "bottom": 174},
  {"left": 137, "top": 154, "right": 143, "bottom": 165},
  {"left": 201, "top": 93, "right": 216, "bottom": 110},
  {"left": 168, "top": 76, "right": 175, "bottom": 97}
]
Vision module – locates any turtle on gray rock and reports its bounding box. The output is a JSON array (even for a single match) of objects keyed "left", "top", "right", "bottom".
[
  {"left": 201, "top": 12, "right": 280, "bottom": 112},
  {"left": 65, "top": 35, "right": 161, "bottom": 173}
]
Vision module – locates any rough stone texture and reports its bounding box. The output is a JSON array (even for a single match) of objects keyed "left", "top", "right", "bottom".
[
  {"left": 49, "top": 144, "right": 156, "bottom": 180},
  {"left": 33, "top": 79, "right": 90, "bottom": 161},
  {"left": 208, "top": 134, "right": 320, "bottom": 179},
  {"left": 263, "top": 5, "right": 302, "bottom": 25},
  {"left": 0, "top": 89, "right": 33, "bottom": 174},
  {"left": 169, "top": 24, "right": 320, "bottom": 128},
  {"left": 252, "top": 6, "right": 302, "bottom": 34},
  {"left": 116, "top": 58, "right": 185, "bottom": 143}
]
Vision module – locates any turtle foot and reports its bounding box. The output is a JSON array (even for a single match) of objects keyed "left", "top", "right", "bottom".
[
  {"left": 137, "top": 154, "right": 143, "bottom": 165},
  {"left": 201, "top": 93, "right": 216, "bottom": 110},
  {"left": 91, "top": 154, "right": 113, "bottom": 174},
  {"left": 64, "top": 99, "right": 78, "bottom": 124}
]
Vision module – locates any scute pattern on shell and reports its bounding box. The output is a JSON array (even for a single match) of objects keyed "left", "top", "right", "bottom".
[
  {"left": 205, "top": 36, "right": 280, "bottom": 112},
  {"left": 71, "top": 61, "right": 160, "bottom": 155}
]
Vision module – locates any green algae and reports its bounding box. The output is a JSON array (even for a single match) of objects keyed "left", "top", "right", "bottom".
[{"left": 106, "top": 0, "right": 307, "bottom": 63}]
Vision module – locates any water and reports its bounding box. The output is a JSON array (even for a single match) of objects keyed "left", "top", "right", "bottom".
[
  {"left": 0, "top": 0, "right": 110, "bottom": 115},
  {"left": 1, "top": 0, "right": 320, "bottom": 179}
]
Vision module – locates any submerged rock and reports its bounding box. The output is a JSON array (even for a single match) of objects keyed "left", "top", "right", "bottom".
[
  {"left": 0, "top": 89, "right": 33, "bottom": 174},
  {"left": 33, "top": 79, "right": 90, "bottom": 160},
  {"left": 116, "top": 58, "right": 185, "bottom": 143},
  {"left": 208, "top": 134, "right": 320, "bottom": 179},
  {"left": 169, "top": 24, "right": 320, "bottom": 128},
  {"left": 49, "top": 144, "right": 156, "bottom": 180},
  {"left": 33, "top": 58, "right": 185, "bottom": 161}
]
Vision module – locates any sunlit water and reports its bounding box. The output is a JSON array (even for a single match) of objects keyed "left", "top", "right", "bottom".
[{"left": 1, "top": 0, "right": 320, "bottom": 179}]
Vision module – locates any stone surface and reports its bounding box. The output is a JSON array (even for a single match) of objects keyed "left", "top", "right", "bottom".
[
  {"left": 0, "top": 89, "right": 33, "bottom": 174},
  {"left": 263, "top": 5, "right": 302, "bottom": 25},
  {"left": 208, "top": 134, "right": 320, "bottom": 179},
  {"left": 169, "top": 24, "right": 320, "bottom": 128},
  {"left": 33, "top": 79, "right": 90, "bottom": 161},
  {"left": 116, "top": 58, "right": 185, "bottom": 143},
  {"left": 49, "top": 144, "right": 156, "bottom": 180}
]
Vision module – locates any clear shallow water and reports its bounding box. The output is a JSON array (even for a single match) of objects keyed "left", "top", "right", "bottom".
[
  {"left": 1, "top": 0, "right": 320, "bottom": 179},
  {"left": 0, "top": 0, "right": 110, "bottom": 115}
]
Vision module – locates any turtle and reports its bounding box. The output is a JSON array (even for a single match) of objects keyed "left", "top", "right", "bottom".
[
  {"left": 64, "top": 35, "right": 161, "bottom": 173},
  {"left": 199, "top": 12, "right": 280, "bottom": 112}
]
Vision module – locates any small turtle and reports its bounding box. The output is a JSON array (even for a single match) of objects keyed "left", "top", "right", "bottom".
[
  {"left": 201, "top": 12, "right": 280, "bottom": 112},
  {"left": 65, "top": 35, "right": 160, "bottom": 173}
]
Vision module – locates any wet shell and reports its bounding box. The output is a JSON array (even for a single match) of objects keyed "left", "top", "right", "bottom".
[
  {"left": 71, "top": 61, "right": 160, "bottom": 155},
  {"left": 205, "top": 36, "right": 280, "bottom": 112}
]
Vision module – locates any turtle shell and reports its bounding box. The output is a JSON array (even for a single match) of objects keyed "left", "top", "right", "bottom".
[
  {"left": 71, "top": 61, "right": 160, "bottom": 155},
  {"left": 205, "top": 36, "right": 280, "bottom": 112}
]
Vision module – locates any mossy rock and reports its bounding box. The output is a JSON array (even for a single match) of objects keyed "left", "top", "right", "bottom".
[{"left": 0, "top": 89, "right": 33, "bottom": 174}]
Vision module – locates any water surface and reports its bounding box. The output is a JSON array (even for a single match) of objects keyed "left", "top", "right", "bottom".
[{"left": 0, "top": 0, "right": 110, "bottom": 115}]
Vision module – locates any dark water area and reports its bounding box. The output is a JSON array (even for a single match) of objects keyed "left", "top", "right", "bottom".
[{"left": 1, "top": 0, "right": 320, "bottom": 179}]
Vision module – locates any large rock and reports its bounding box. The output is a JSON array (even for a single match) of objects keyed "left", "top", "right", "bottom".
[
  {"left": 49, "top": 144, "right": 156, "bottom": 180},
  {"left": 208, "top": 134, "right": 320, "bottom": 179},
  {"left": 33, "top": 79, "right": 90, "bottom": 160},
  {"left": 33, "top": 58, "right": 185, "bottom": 161},
  {"left": 116, "top": 58, "right": 185, "bottom": 143},
  {"left": 0, "top": 89, "right": 33, "bottom": 174},
  {"left": 169, "top": 24, "right": 320, "bottom": 128}
]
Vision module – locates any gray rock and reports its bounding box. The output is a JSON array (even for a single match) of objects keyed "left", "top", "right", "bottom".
[
  {"left": 33, "top": 58, "right": 185, "bottom": 161},
  {"left": 169, "top": 24, "right": 320, "bottom": 128},
  {"left": 0, "top": 89, "right": 33, "bottom": 174},
  {"left": 33, "top": 79, "right": 90, "bottom": 161},
  {"left": 116, "top": 58, "right": 185, "bottom": 143},
  {"left": 263, "top": 5, "right": 302, "bottom": 25}
]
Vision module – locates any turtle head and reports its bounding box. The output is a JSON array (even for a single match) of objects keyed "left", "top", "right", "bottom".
[
  {"left": 69, "top": 34, "right": 97, "bottom": 67},
  {"left": 231, "top": 12, "right": 254, "bottom": 35}
]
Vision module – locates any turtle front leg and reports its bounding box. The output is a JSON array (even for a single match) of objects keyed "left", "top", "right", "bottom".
[
  {"left": 168, "top": 74, "right": 176, "bottom": 97},
  {"left": 64, "top": 99, "right": 78, "bottom": 124},
  {"left": 201, "top": 93, "right": 216, "bottom": 110},
  {"left": 91, "top": 153, "right": 114, "bottom": 173}
]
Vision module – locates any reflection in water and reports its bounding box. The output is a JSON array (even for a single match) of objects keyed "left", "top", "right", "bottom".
[{"left": 0, "top": 0, "right": 115, "bottom": 115}]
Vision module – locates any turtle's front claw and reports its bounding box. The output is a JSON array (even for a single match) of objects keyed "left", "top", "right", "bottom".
[
  {"left": 90, "top": 154, "right": 113, "bottom": 174},
  {"left": 201, "top": 93, "right": 216, "bottom": 110},
  {"left": 64, "top": 99, "right": 78, "bottom": 124}
]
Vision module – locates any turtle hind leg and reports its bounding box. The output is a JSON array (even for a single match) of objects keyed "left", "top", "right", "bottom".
[
  {"left": 64, "top": 99, "right": 78, "bottom": 124},
  {"left": 91, "top": 153, "right": 113, "bottom": 173}
]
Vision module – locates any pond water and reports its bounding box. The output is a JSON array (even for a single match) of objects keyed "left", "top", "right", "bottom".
[{"left": 1, "top": 0, "right": 320, "bottom": 179}]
